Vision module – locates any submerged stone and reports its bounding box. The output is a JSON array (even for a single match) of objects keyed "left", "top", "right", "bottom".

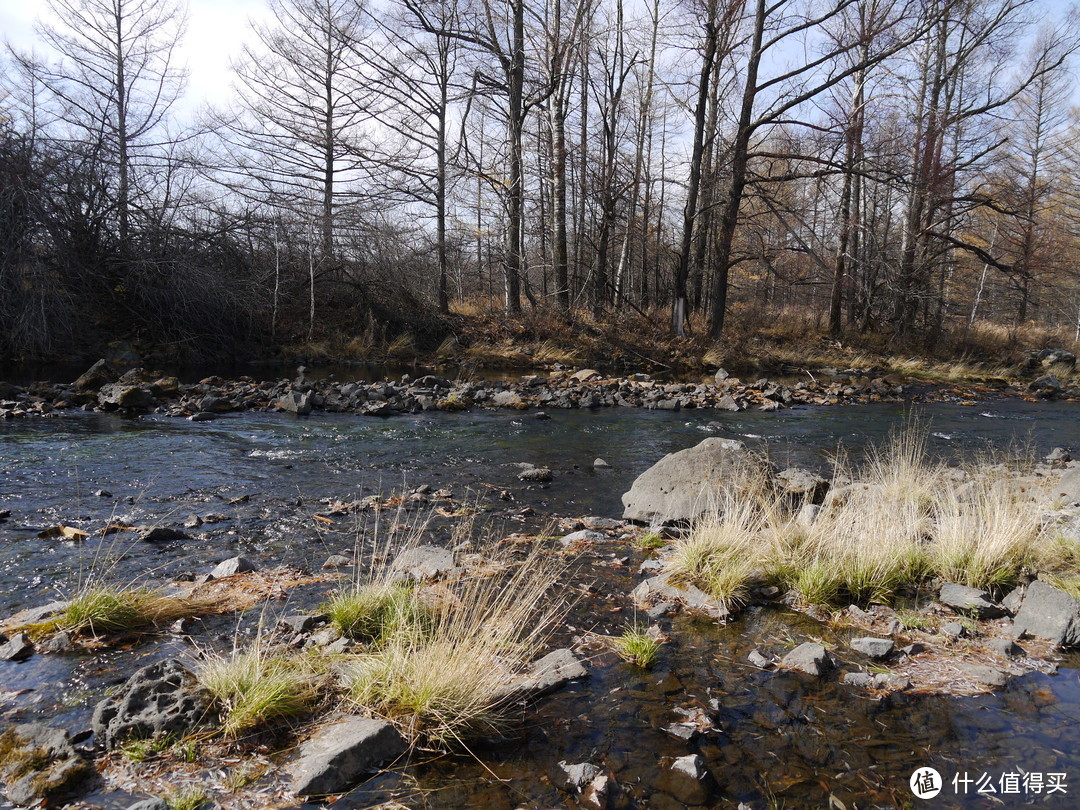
[{"left": 780, "top": 642, "right": 833, "bottom": 677}]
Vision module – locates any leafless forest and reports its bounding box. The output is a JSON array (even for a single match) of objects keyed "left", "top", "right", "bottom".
[{"left": 2, "top": 0, "right": 1079, "bottom": 361}]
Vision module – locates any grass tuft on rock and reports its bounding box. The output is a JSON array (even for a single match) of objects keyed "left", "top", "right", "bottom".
[
  {"left": 324, "top": 582, "right": 428, "bottom": 645},
  {"left": 59, "top": 585, "right": 218, "bottom": 636},
  {"left": 166, "top": 787, "right": 208, "bottom": 810},
  {"left": 198, "top": 645, "right": 321, "bottom": 736}
]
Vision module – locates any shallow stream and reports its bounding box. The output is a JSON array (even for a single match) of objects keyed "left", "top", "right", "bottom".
[{"left": 2, "top": 399, "right": 1080, "bottom": 808}]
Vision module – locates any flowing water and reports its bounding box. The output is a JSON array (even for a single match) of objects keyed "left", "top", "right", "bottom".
[{"left": 2, "top": 399, "right": 1079, "bottom": 808}]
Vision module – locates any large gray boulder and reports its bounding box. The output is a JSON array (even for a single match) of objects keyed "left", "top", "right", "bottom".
[
  {"left": 0, "top": 724, "right": 91, "bottom": 806},
  {"left": 1050, "top": 469, "right": 1080, "bottom": 508},
  {"left": 290, "top": 716, "right": 407, "bottom": 797},
  {"left": 74, "top": 359, "right": 118, "bottom": 392},
  {"left": 390, "top": 545, "right": 456, "bottom": 580},
  {"left": 622, "top": 437, "right": 747, "bottom": 524},
  {"left": 1011, "top": 580, "right": 1080, "bottom": 647},
  {"left": 91, "top": 659, "right": 213, "bottom": 748}
]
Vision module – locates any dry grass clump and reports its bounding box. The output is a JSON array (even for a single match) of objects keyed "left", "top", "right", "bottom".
[
  {"left": 662, "top": 426, "right": 1062, "bottom": 610},
  {"left": 931, "top": 477, "right": 1045, "bottom": 589},
  {"left": 198, "top": 643, "right": 323, "bottom": 736},
  {"left": 666, "top": 497, "right": 768, "bottom": 612},
  {"left": 342, "top": 544, "right": 568, "bottom": 746}
]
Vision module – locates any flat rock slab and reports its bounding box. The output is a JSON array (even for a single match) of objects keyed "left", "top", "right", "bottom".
[
  {"left": 389, "top": 545, "right": 457, "bottom": 581},
  {"left": 631, "top": 572, "right": 730, "bottom": 621},
  {"left": 291, "top": 716, "right": 407, "bottom": 797},
  {"left": 0, "top": 724, "right": 91, "bottom": 806},
  {"left": 498, "top": 648, "right": 588, "bottom": 704},
  {"left": 621, "top": 437, "right": 747, "bottom": 524},
  {"left": 850, "top": 637, "right": 894, "bottom": 660},
  {"left": 781, "top": 642, "right": 833, "bottom": 677},
  {"left": 939, "top": 582, "right": 1005, "bottom": 618},
  {"left": 962, "top": 665, "right": 1010, "bottom": 688},
  {"left": 1011, "top": 580, "right": 1080, "bottom": 647}
]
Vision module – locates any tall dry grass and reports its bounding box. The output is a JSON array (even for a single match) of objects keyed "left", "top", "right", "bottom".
[{"left": 343, "top": 542, "right": 569, "bottom": 745}]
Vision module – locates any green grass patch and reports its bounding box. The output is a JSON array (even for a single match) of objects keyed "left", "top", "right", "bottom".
[
  {"left": 611, "top": 628, "right": 662, "bottom": 668},
  {"left": 167, "top": 787, "right": 207, "bottom": 810},
  {"left": 324, "top": 582, "right": 428, "bottom": 644}
]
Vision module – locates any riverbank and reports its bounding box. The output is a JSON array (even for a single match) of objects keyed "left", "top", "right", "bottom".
[{"left": 2, "top": 349, "right": 1079, "bottom": 424}]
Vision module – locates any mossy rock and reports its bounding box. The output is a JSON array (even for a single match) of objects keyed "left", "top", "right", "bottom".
[{"left": 0, "top": 725, "right": 91, "bottom": 806}]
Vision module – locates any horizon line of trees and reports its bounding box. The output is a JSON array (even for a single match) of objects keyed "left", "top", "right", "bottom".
[{"left": 3, "top": 0, "right": 1080, "bottom": 359}]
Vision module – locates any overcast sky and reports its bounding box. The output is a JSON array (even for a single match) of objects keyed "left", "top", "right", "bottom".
[{"left": 0, "top": 0, "right": 270, "bottom": 111}]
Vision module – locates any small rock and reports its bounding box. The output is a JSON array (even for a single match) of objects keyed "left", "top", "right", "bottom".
[
  {"left": 850, "top": 637, "right": 894, "bottom": 660},
  {"left": 0, "top": 631, "right": 34, "bottom": 662},
  {"left": 987, "top": 638, "right": 1023, "bottom": 657},
  {"left": 560, "top": 529, "right": 606, "bottom": 546},
  {"left": 941, "top": 621, "right": 967, "bottom": 639},
  {"left": 138, "top": 527, "right": 189, "bottom": 543},
  {"left": 322, "top": 554, "right": 353, "bottom": 569},
  {"left": 182, "top": 514, "right": 203, "bottom": 529},
  {"left": 939, "top": 582, "right": 1005, "bottom": 618},
  {"left": 842, "top": 672, "right": 874, "bottom": 687},
  {"left": 126, "top": 800, "right": 170, "bottom": 810},
  {"left": 278, "top": 390, "right": 314, "bottom": 415},
  {"left": 557, "top": 761, "right": 601, "bottom": 790},
  {"left": 290, "top": 716, "right": 407, "bottom": 797},
  {"left": 94, "top": 489, "right": 112, "bottom": 498},
  {"left": 593, "top": 458, "right": 611, "bottom": 470},
  {"left": 280, "top": 614, "right": 326, "bottom": 634},
  {"left": 780, "top": 642, "right": 833, "bottom": 676},
  {"left": 963, "top": 664, "right": 1010, "bottom": 687},
  {"left": 518, "top": 465, "right": 553, "bottom": 482},
  {"left": 209, "top": 555, "right": 257, "bottom": 579},
  {"left": 747, "top": 649, "right": 773, "bottom": 669},
  {"left": 1001, "top": 585, "right": 1026, "bottom": 616},
  {"left": 1047, "top": 447, "right": 1072, "bottom": 468}
]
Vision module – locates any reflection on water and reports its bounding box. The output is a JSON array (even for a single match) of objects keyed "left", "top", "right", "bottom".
[{"left": 2, "top": 400, "right": 1080, "bottom": 807}]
